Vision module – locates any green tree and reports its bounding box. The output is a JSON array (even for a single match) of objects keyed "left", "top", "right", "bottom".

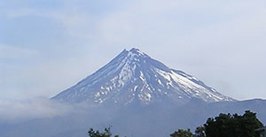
[
  {"left": 170, "top": 129, "right": 193, "bottom": 137},
  {"left": 88, "top": 127, "right": 119, "bottom": 137},
  {"left": 203, "top": 110, "right": 263, "bottom": 137},
  {"left": 195, "top": 126, "right": 206, "bottom": 137}
]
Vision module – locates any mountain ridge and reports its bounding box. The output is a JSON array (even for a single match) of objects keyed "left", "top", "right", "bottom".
[{"left": 52, "top": 48, "right": 234, "bottom": 105}]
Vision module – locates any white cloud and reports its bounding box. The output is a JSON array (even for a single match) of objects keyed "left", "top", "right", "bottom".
[{"left": 0, "top": 98, "right": 71, "bottom": 122}]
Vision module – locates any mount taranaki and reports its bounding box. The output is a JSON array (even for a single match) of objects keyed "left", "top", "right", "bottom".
[
  {"left": 1, "top": 48, "right": 265, "bottom": 137},
  {"left": 52, "top": 48, "right": 233, "bottom": 104}
]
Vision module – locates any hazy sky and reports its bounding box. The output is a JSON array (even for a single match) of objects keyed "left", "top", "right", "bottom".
[{"left": 0, "top": 0, "right": 266, "bottom": 101}]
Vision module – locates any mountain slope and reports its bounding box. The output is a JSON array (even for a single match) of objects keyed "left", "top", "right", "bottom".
[{"left": 52, "top": 48, "right": 234, "bottom": 104}]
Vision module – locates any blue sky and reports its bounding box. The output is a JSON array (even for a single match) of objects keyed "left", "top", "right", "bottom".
[{"left": 0, "top": 0, "right": 266, "bottom": 100}]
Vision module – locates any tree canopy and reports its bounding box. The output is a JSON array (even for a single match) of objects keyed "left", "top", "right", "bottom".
[
  {"left": 170, "top": 129, "right": 193, "bottom": 137},
  {"left": 203, "top": 110, "right": 263, "bottom": 137},
  {"left": 88, "top": 127, "right": 119, "bottom": 137},
  {"left": 171, "top": 110, "right": 263, "bottom": 137}
]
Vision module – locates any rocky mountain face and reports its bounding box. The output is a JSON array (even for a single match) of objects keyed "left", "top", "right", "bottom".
[{"left": 52, "top": 48, "right": 234, "bottom": 105}]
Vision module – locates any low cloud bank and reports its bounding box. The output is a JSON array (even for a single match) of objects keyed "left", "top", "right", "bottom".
[{"left": 0, "top": 98, "right": 72, "bottom": 123}]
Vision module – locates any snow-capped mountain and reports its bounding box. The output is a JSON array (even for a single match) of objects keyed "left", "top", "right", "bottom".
[
  {"left": 4, "top": 48, "right": 266, "bottom": 137},
  {"left": 52, "top": 48, "right": 234, "bottom": 104}
]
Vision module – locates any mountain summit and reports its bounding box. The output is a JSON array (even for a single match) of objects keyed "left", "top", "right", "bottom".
[{"left": 52, "top": 48, "right": 234, "bottom": 105}]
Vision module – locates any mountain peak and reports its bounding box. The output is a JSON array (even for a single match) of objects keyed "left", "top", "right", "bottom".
[
  {"left": 129, "top": 48, "right": 143, "bottom": 54},
  {"left": 116, "top": 48, "right": 150, "bottom": 70},
  {"left": 52, "top": 48, "right": 234, "bottom": 105},
  {"left": 123, "top": 48, "right": 148, "bottom": 60}
]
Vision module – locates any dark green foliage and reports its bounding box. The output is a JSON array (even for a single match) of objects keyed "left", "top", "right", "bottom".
[
  {"left": 194, "top": 126, "right": 205, "bottom": 137},
  {"left": 203, "top": 110, "right": 263, "bottom": 137},
  {"left": 88, "top": 127, "right": 119, "bottom": 137},
  {"left": 170, "top": 129, "right": 193, "bottom": 137},
  {"left": 172, "top": 110, "right": 263, "bottom": 137}
]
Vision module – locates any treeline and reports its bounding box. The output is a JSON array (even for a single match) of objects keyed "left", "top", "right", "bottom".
[{"left": 88, "top": 110, "right": 264, "bottom": 137}]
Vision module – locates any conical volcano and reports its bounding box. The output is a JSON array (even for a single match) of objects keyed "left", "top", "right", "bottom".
[{"left": 52, "top": 48, "right": 234, "bottom": 105}]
